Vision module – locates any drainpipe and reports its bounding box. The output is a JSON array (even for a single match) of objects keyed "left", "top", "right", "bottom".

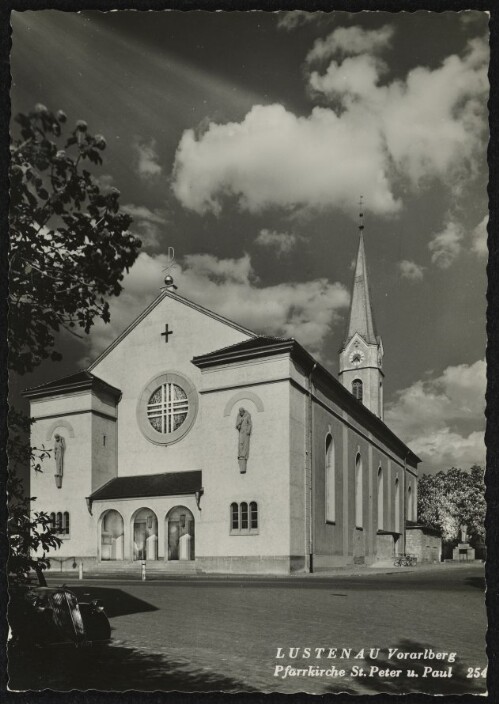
[
  {"left": 403, "top": 453, "right": 408, "bottom": 555},
  {"left": 307, "top": 363, "right": 317, "bottom": 573}
]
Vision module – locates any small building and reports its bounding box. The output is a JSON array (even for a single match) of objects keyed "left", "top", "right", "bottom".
[{"left": 25, "top": 231, "right": 421, "bottom": 574}]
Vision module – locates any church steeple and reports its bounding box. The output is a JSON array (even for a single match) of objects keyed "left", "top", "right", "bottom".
[
  {"left": 339, "top": 200, "right": 384, "bottom": 420},
  {"left": 344, "top": 229, "right": 378, "bottom": 347}
]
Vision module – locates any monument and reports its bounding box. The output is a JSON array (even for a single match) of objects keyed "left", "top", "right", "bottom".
[{"left": 452, "top": 524, "right": 475, "bottom": 562}]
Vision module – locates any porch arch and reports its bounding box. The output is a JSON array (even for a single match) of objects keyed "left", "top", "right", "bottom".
[
  {"left": 99, "top": 509, "right": 124, "bottom": 561},
  {"left": 131, "top": 507, "right": 158, "bottom": 561},
  {"left": 165, "top": 505, "right": 195, "bottom": 561}
]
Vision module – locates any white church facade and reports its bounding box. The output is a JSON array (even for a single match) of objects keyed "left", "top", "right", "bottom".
[{"left": 25, "top": 233, "right": 423, "bottom": 574}]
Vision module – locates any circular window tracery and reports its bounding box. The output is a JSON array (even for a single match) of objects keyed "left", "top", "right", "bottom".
[
  {"left": 147, "top": 383, "right": 189, "bottom": 434},
  {"left": 137, "top": 372, "right": 198, "bottom": 445}
]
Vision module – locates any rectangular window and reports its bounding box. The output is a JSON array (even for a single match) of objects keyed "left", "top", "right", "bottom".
[
  {"left": 50, "top": 511, "right": 70, "bottom": 537},
  {"left": 230, "top": 502, "right": 258, "bottom": 534}
]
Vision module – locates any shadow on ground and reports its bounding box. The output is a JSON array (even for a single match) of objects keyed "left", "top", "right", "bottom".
[
  {"left": 8, "top": 642, "right": 257, "bottom": 692},
  {"left": 464, "top": 576, "right": 486, "bottom": 590},
  {"left": 61, "top": 586, "right": 159, "bottom": 618},
  {"left": 327, "top": 638, "right": 486, "bottom": 695}
]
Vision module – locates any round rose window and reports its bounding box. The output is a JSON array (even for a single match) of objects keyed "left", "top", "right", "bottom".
[
  {"left": 137, "top": 372, "right": 198, "bottom": 445},
  {"left": 146, "top": 383, "right": 188, "bottom": 434}
]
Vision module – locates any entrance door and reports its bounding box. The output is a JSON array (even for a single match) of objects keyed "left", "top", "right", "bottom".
[
  {"left": 134, "top": 522, "right": 146, "bottom": 561},
  {"left": 168, "top": 521, "right": 180, "bottom": 560},
  {"left": 166, "top": 506, "right": 195, "bottom": 561}
]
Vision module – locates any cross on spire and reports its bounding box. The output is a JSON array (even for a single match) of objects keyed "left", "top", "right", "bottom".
[
  {"left": 161, "top": 323, "right": 174, "bottom": 343},
  {"left": 358, "top": 195, "right": 364, "bottom": 232}
]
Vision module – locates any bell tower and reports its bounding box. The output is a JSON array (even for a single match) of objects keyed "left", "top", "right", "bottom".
[{"left": 339, "top": 200, "right": 384, "bottom": 419}]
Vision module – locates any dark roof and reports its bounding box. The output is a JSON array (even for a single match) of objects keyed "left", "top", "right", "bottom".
[
  {"left": 406, "top": 523, "right": 442, "bottom": 537},
  {"left": 88, "top": 471, "right": 202, "bottom": 502},
  {"left": 192, "top": 336, "right": 298, "bottom": 368},
  {"left": 23, "top": 370, "right": 121, "bottom": 400},
  {"left": 193, "top": 336, "right": 420, "bottom": 466}
]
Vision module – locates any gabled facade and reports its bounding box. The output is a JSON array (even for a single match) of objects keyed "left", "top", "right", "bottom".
[{"left": 25, "top": 275, "right": 420, "bottom": 575}]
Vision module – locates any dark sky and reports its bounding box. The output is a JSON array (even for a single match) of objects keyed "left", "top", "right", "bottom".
[{"left": 10, "top": 10, "right": 489, "bottom": 472}]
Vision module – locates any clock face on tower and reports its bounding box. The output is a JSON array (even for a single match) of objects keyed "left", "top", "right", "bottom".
[{"left": 349, "top": 350, "right": 365, "bottom": 366}]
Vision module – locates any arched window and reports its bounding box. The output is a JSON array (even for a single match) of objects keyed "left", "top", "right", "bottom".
[
  {"left": 250, "top": 502, "right": 258, "bottom": 530},
  {"left": 240, "top": 502, "right": 248, "bottom": 530},
  {"left": 49, "top": 512, "right": 56, "bottom": 529},
  {"left": 352, "top": 379, "right": 363, "bottom": 402},
  {"left": 407, "top": 485, "right": 413, "bottom": 522},
  {"left": 63, "top": 511, "right": 70, "bottom": 535},
  {"left": 56, "top": 512, "right": 63, "bottom": 532},
  {"left": 325, "top": 435, "right": 335, "bottom": 523},
  {"left": 395, "top": 477, "right": 400, "bottom": 533},
  {"left": 377, "top": 466, "right": 384, "bottom": 530},
  {"left": 231, "top": 502, "right": 239, "bottom": 531},
  {"left": 230, "top": 502, "right": 258, "bottom": 534},
  {"left": 355, "top": 453, "right": 363, "bottom": 528}
]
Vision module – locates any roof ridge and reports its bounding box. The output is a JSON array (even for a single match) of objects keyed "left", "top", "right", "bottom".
[
  {"left": 23, "top": 369, "right": 93, "bottom": 393},
  {"left": 195, "top": 334, "right": 292, "bottom": 357}
]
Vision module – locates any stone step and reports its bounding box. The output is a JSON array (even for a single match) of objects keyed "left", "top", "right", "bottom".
[{"left": 96, "top": 560, "right": 197, "bottom": 571}]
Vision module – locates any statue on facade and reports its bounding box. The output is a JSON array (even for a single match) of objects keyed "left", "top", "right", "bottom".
[
  {"left": 54, "top": 434, "right": 66, "bottom": 488},
  {"left": 236, "top": 407, "right": 252, "bottom": 473}
]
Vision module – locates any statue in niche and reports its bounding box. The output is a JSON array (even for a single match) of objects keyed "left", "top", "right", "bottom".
[
  {"left": 235, "top": 407, "right": 252, "bottom": 474},
  {"left": 54, "top": 434, "right": 66, "bottom": 488}
]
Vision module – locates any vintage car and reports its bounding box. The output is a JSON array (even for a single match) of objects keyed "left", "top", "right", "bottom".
[{"left": 9, "top": 570, "right": 111, "bottom": 649}]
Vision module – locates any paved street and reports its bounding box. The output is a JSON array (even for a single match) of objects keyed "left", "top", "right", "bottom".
[{"left": 9, "top": 564, "right": 487, "bottom": 694}]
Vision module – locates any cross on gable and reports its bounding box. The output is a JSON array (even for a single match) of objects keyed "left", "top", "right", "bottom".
[{"left": 161, "top": 323, "right": 173, "bottom": 343}]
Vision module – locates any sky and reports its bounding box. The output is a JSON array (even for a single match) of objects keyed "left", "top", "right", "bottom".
[{"left": 10, "top": 10, "right": 489, "bottom": 474}]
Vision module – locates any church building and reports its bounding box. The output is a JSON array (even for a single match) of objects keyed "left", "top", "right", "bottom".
[{"left": 25, "top": 229, "right": 422, "bottom": 574}]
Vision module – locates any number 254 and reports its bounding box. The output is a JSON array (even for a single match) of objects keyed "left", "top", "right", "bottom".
[{"left": 467, "top": 667, "right": 487, "bottom": 678}]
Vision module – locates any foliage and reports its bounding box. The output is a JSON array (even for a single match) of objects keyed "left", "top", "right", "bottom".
[
  {"left": 8, "top": 409, "right": 62, "bottom": 583},
  {"left": 9, "top": 103, "right": 141, "bottom": 374},
  {"left": 8, "top": 105, "right": 141, "bottom": 582},
  {"left": 417, "top": 465, "right": 485, "bottom": 543}
]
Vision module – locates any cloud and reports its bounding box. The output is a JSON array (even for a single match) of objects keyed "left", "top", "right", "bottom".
[
  {"left": 276, "top": 11, "right": 322, "bottom": 31},
  {"left": 121, "top": 203, "right": 169, "bottom": 250},
  {"left": 308, "top": 37, "right": 488, "bottom": 188},
  {"left": 428, "top": 220, "right": 464, "bottom": 269},
  {"left": 81, "top": 251, "right": 350, "bottom": 364},
  {"left": 409, "top": 429, "right": 485, "bottom": 470},
  {"left": 133, "top": 137, "right": 162, "bottom": 179},
  {"left": 308, "top": 53, "right": 388, "bottom": 102},
  {"left": 398, "top": 259, "right": 425, "bottom": 281},
  {"left": 306, "top": 25, "right": 394, "bottom": 64},
  {"left": 385, "top": 359, "right": 486, "bottom": 468},
  {"left": 172, "top": 103, "right": 401, "bottom": 216},
  {"left": 471, "top": 214, "right": 488, "bottom": 256},
  {"left": 255, "top": 229, "right": 300, "bottom": 256},
  {"left": 172, "top": 37, "right": 488, "bottom": 218}
]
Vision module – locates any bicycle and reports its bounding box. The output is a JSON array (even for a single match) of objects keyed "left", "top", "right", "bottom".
[{"left": 394, "top": 554, "right": 418, "bottom": 567}]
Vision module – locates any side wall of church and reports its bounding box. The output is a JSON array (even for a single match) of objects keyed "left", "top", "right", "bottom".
[
  {"left": 29, "top": 390, "right": 113, "bottom": 562},
  {"left": 289, "top": 362, "right": 415, "bottom": 570},
  {"left": 91, "top": 389, "right": 118, "bottom": 493},
  {"left": 194, "top": 356, "right": 294, "bottom": 573}
]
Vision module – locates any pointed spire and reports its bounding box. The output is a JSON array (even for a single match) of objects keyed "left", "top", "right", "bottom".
[{"left": 344, "top": 199, "right": 378, "bottom": 345}]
